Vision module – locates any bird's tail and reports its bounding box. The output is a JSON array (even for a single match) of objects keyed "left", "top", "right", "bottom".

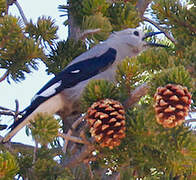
[{"left": 2, "top": 105, "right": 37, "bottom": 143}]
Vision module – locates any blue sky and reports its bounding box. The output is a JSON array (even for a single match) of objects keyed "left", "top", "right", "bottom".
[{"left": 0, "top": 0, "right": 68, "bottom": 144}]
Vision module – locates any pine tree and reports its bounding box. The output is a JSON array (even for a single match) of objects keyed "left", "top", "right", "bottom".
[{"left": 0, "top": 0, "right": 196, "bottom": 179}]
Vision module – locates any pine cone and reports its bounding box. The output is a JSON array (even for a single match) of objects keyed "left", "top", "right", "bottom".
[
  {"left": 86, "top": 99, "right": 126, "bottom": 149},
  {"left": 154, "top": 84, "right": 191, "bottom": 128}
]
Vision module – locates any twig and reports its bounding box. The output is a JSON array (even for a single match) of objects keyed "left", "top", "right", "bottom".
[
  {"left": 80, "top": 130, "right": 91, "bottom": 145},
  {"left": 14, "top": 0, "right": 28, "bottom": 25},
  {"left": 0, "top": 135, "right": 34, "bottom": 153},
  {"left": 0, "top": 106, "right": 11, "bottom": 111},
  {"left": 87, "top": 163, "right": 94, "bottom": 180},
  {"left": 63, "top": 143, "right": 95, "bottom": 168},
  {"left": 58, "top": 132, "right": 85, "bottom": 144},
  {"left": 63, "top": 115, "right": 85, "bottom": 153},
  {"left": 190, "top": 109, "right": 196, "bottom": 113},
  {"left": 79, "top": 29, "right": 101, "bottom": 40},
  {"left": 185, "top": 119, "right": 196, "bottom": 124},
  {"left": 14, "top": 99, "right": 19, "bottom": 121},
  {"left": 0, "top": 110, "right": 15, "bottom": 116},
  {"left": 33, "top": 141, "right": 38, "bottom": 164},
  {"left": 123, "top": 83, "right": 150, "bottom": 109},
  {"left": 0, "top": 70, "right": 9, "bottom": 83},
  {"left": 0, "top": 101, "right": 22, "bottom": 119},
  {"left": 0, "top": 106, "right": 16, "bottom": 116},
  {"left": 143, "top": 16, "right": 176, "bottom": 44}
]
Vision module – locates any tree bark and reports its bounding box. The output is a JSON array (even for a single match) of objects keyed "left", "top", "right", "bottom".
[
  {"left": 136, "top": 0, "right": 152, "bottom": 18},
  {"left": 67, "top": 1, "right": 82, "bottom": 41}
]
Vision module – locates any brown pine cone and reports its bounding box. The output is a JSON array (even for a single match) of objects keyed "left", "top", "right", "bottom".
[
  {"left": 86, "top": 99, "right": 126, "bottom": 149},
  {"left": 154, "top": 84, "right": 191, "bottom": 128}
]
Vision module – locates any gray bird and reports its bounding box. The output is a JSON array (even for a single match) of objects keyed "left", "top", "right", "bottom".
[{"left": 2, "top": 28, "right": 166, "bottom": 142}]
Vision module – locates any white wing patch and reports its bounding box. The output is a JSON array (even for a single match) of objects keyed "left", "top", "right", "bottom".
[
  {"left": 31, "top": 81, "right": 62, "bottom": 102},
  {"left": 71, "top": 69, "right": 80, "bottom": 73}
]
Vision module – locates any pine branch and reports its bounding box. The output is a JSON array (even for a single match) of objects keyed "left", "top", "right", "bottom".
[
  {"left": 63, "top": 143, "right": 95, "bottom": 168},
  {"left": 0, "top": 110, "right": 15, "bottom": 116},
  {"left": 67, "top": 5, "right": 82, "bottom": 41},
  {"left": 142, "top": 16, "right": 176, "bottom": 44},
  {"left": 0, "top": 100, "right": 22, "bottom": 120},
  {"left": 0, "top": 135, "right": 34, "bottom": 153},
  {"left": 0, "top": 105, "right": 16, "bottom": 117},
  {"left": 185, "top": 119, "right": 196, "bottom": 124},
  {"left": 0, "top": 135, "right": 63, "bottom": 159},
  {"left": 32, "top": 141, "right": 38, "bottom": 164},
  {"left": 63, "top": 83, "right": 152, "bottom": 168},
  {"left": 136, "top": 0, "right": 177, "bottom": 44},
  {"left": 58, "top": 132, "right": 85, "bottom": 144},
  {"left": 14, "top": 0, "right": 28, "bottom": 25},
  {"left": 136, "top": 0, "right": 152, "bottom": 17},
  {"left": 190, "top": 109, "right": 196, "bottom": 113},
  {"left": 123, "top": 83, "right": 150, "bottom": 109},
  {"left": 79, "top": 28, "right": 101, "bottom": 40},
  {"left": 87, "top": 162, "right": 94, "bottom": 180},
  {"left": 0, "top": 70, "right": 9, "bottom": 83},
  {"left": 62, "top": 115, "right": 85, "bottom": 153}
]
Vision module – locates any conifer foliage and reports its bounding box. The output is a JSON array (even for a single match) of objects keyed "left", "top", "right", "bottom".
[{"left": 0, "top": 0, "right": 196, "bottom": 179}]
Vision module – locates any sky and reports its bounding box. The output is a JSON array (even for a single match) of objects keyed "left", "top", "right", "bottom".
[{"left": 0, "top": 0, "right": 68, "bottom": 144}]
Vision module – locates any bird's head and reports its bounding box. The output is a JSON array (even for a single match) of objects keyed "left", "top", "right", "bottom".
[{"left": 108, "top": 28, "right": 167, "bottom": 56}]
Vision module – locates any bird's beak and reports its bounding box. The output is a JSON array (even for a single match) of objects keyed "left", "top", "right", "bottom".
[{"left": 142, "top": 31, "right": 168, "bottom": 48}]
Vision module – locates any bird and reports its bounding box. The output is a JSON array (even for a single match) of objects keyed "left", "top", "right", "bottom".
[{"left": 2, "top": 28, "right": 167, "bottom": 142}]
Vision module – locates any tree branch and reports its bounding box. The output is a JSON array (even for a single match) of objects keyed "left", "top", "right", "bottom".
[
  {"left": 58, "top": 132, "right": 85, "bottom": 144},
  {"left": 63, "top": 144, "right": 95, "bottom": 168},
  {"left": 0, "top": 70, "right": 9, "bottom": 83},
  {"left": 32, "top": 141, "right": 38, "bottom": 164},
  {"left": 142, "top": 16, "right": 176, "bottom": 44},
  {"left": 0, "top": 110, "right": 15, "bottom": 116},
  {"left": 0, "top": 135, "right": 63, "bottom": 156},
  {"left": 87, "top": 162, "right": 94, "bottom": 180},
  {"left": 13, "top": 99, "right": 20, "bottom": 122},
  {"left": 123, "top": 83, "right": 150, "bottom": 109},
  {"left": 63, "top": 83, "right": 151, "bottom": 168},
  {"left": 0, "top": 100, "right": 22, "bottom": 119},
  {"left": 14, "top": 0, "right": 28, "bottom": 25},
  {"left": 185, "top": 119, "right": 196, "bottom": 124},
  {"left": 136, "top": 0, "right": 152, "bottom": 18},
  {"left": 0, "top": 135, "right": 34, "bottom": 153},
  {"left": 63, "top": 115, "right": 85, "bottom": 153},
  {"left": 79, "top": 28, "right": 101, "bottom": 40}
]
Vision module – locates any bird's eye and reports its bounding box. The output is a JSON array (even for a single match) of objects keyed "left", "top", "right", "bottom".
[{"left": 133, "top": 31, "right": 139, "bottom": 36}]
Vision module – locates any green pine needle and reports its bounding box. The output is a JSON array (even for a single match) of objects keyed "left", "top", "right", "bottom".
[
  {"left": 82, "top": 13, "right": 112, "bottom": 41},
  {"left": 116, "top": 57, "right": 144, "bottom": 98},
  {"left": 0, "top": 0, "right": 6, "bottom": 16},
  {"left": 81, "top": 79, "right": 120, "bottom": 111},
  {"left": 150, "top": 65, "right": 193, "bottom": 96},
  {"left": 30, "top": 113, "right": 60, "bottom": 145},
  {"left": 107, "top": 1, "right": 141, "bottom": 30},
  {"left": 45, "top": 39, "right": 87, "bottom": 75},
  {"left": 26, "top": 16, "right": 58, "bottom": 45},
  {"left": 0, "top": 151, "right": 19, "bottom": 180}
]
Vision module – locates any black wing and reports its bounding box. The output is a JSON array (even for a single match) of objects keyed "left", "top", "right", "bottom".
[
  {"left": 9, "top": 48, "right": 117, "bottom": 130},
  {"left": 37, "top": 48, "right": 117, "bottom": 94}
]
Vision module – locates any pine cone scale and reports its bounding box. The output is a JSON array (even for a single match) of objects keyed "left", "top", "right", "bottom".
[
  {"left": 86, "top": 99, "right": 126, "bottom": 149},
  {"left": 154, "top": 84, "right": 191, "bottom": 128}
]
